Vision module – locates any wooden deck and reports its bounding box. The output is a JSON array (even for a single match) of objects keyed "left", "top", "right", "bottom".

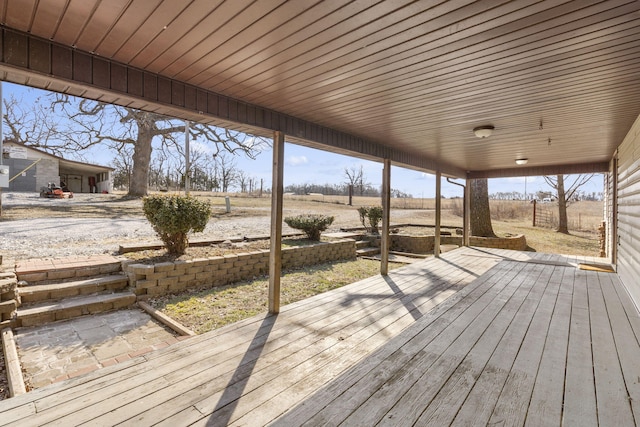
[{"left": 1, "top": 247, "right": 639, "bottom": 426}]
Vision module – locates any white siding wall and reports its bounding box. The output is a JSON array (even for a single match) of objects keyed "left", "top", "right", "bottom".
[{"left": 617, "top": 114, "right": 640, "bottom": 307}]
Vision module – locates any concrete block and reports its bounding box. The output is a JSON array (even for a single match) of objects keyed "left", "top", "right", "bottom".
[
  {"left": 18, "top": 272, "right": 48, "bottom": 283},
  {"left": 178, "top": 274, "right": 196, "bottom": 283},
  {"left": 195, "top": 272, "right": 212, "bottom": 281},
  {"left": 158, "top": 277, "right": 179, "bottom": 287},
  {"left": 74, "top": 267, "right": 102, "bottom": 278},
  {"left": 146, "top": 286, "right": 169, "bottom": 297},
  {"left": 127, "top": 264, "right": 156, "bottom": 275},
  {"left": 192, "top": 258, "right": 210, "bottom": 268},
  {"left": 187, "top": 266, "right": 204, "bottom": 275},
  {"left": 154, "top": 262, "right": 176, "bottom": 273},
  {"left": 135, "top": 280, "right": 158, "bottom": 290},
  {"left": 47, "top": 269, "right": 77, "bottom": 281}
]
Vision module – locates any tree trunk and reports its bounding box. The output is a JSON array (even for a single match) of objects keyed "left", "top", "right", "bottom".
[
  {"left": 470, "top": 178, "right": 496, "bottom": 237},
  {"left": 556, "top": 174, "right": 569, "bottom": 234},
  {"left": 128, "top": 126, "right": 153, "bottom": 197}
]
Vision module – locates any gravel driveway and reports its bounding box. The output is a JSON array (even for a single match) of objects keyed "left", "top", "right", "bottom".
[
  {"left": 0, "top": 193, "right": 287, "bottom": 260},
  {"left": 0, "top": 191, "right": 433, "bottom": 261},
  {"left": 0, "top": 192, "right": 378, "bottom": 260}
]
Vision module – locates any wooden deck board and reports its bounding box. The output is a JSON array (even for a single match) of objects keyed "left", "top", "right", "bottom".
[
  {"left": 600, "top": 271, "right": 640, "bottom": 423},
  {"left": 525, "top": 266, "right": 572, "bottom": 427},
  {"left": 587, "top": 270, "right": 636, "bottom": 426},
  {"left": 562, "top": 268, "right": 598, "bottom": 426},
  {"left": 451, "top": 263, "right": 555, "bottom": 427},
  {"left": 487, "top": 263, "right": 562, "bottom": 426},
  {"left": 309, "top": 260, "right": 516, "bottom": 425},
  {"left": 370, "top": 263, "right": 541, "bottom": 426},
  {"left": 413, "top": 264, "right": 549, "bottom": 426},
  {"left": 1, "top": 247, "right": 638, "bottom": 427}
]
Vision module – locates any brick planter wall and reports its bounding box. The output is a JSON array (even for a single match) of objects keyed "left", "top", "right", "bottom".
[
  {"left": 390, "top": 235, "right": 435, "bottom": 254},
  {"left": 469, "top": 234, "right": 527, "bottom": 251},
  {"left": 391, "top": 234, "right": 527, "bottom": 253},
  {"left": 125, "top": 239, "right": 356, "bottom": 297}
]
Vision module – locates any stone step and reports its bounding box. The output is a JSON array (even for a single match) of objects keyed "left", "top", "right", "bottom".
[
  {"left": 15, "top": 255, "right": 123, "bottom": 285},
  {"left": 355, "top": 240, "right": 372, "bottom": 249},
  {"left": 18, "top": 274, "right": 129, "bottom": 304},
  {"left": 17, "top": 292, "right": 137, "bottom": 327},
  {"left": 356, "top": 247, "right": 381, "bottom": 256}
]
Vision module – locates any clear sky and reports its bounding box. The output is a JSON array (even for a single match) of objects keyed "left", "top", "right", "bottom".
[{"left": 2, "top": 82, "right": 603, "bottom": 199}]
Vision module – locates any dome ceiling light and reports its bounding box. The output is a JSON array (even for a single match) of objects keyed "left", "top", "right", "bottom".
[{"left": 473, "top": 125, "right": 494, "bottom": 138}]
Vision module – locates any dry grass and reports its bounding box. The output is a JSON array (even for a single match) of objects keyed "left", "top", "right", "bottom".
[{"left": 150, "top": 258, "right": 402, "bottom": 334}]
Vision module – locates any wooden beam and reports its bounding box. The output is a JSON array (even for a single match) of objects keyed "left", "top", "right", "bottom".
[
  {"left": 468, "top": 162, "right": 609, "bottom": 179},
  {"left": 269, "top": 131, "right": 285, "bottom": 314},
  {"left": 435, "top": 171, "right": 441, "bottom": 257},
  {"left": 380, "top": 159, "right": 391, "bottom": 275},
  {"left": 1, "top": 328, "right": 26, "bottom": 396}
]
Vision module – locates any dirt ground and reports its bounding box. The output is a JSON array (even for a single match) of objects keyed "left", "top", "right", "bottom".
[{"left": 0, "top": 191, "right": 448, "bottom": 260}]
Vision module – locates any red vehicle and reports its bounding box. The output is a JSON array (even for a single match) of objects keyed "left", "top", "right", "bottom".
[{"left": 39, "top": 182, "right": 74, "bottom": 198}]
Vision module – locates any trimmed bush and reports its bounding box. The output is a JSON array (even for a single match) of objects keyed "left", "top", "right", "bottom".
[
  {"left": 284, "top": 214, "right": 334, "bottom": 241},
  {"left": 357, "top": 206, "right": 383, "bottom": 234},
  {"left": 143, "top": 195, "right": 212, "bottom": 255}
]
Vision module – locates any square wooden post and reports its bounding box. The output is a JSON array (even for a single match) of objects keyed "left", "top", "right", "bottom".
[
  {"left": 464, "top": 177, "right": 470, "bottom": 246},
  {"left": 269, "top": 131, "right": 285, "bottom": 314},
  {"left": 435, "top": 171, "right": 441, "bottom": 257},
  {"left": 381, "top": 159, "right": 391, "bottom": 275}
]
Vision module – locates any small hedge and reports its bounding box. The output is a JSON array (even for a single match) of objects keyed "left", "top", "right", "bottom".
[
  {"left": 143, "top": 195, "right": 212, "bottom": 255},
  {"left": 357, "top": 206, "right": 383, "bottom": 234},
  {"left": 284, "top": 214, "right": 334, "bottom": 241}
]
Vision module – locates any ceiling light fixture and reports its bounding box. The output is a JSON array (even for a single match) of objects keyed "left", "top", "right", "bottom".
[
  {"left": 515, "top": 158, "right": 528, "bottom": 165},
  {"left": 473, "top": 125, "right": 494, "bottom": 138}
]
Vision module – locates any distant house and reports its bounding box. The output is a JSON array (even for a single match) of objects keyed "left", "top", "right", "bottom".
[{"left": 1, "top": 140, "right": 113, "bottom": 193}]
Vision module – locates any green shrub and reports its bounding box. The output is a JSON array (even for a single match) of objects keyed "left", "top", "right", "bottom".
[
  {"left": 142, "top": 195, "right": 212, "bottom": 255},
  {"left": 357, "top": 206, "right": 383, "bottom": 234},
  {"left": 284, "top": 214, "right": 334, "bottom": 241}
]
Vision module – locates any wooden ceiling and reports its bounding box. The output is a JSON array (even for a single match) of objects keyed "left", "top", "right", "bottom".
[{"left": 1, "top": 0, "right": 639, "bottom": 176}]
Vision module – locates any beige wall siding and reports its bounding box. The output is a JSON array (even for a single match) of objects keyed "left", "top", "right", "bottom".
[{"left": 617, "top": 114, "right": 640, "bottom": 307}]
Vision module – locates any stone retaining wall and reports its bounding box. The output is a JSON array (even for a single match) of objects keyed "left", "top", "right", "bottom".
[
  {"left": 390, "top": 234, "right": 527, "bottom": 253},
  {"left": 469, "top": 234, "right": 527, "bottom": 251},
  {"left": 0, "top": 272, "right": 18, "bottom": 327},
  {"left": 125, "top": 239, "right": 356, "bottom": 297}
]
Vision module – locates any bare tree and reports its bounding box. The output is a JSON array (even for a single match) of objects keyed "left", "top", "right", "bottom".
[
  {"left": 236, "top": 170, "right": 249, "bottom": 193},
  {"left": 470, "top": 178, "right": 496, "bottom": 237},
  {"left": 344, "top": 165, "right": 368, "bottom": 196},
  {"left": 110, "top": 146, "right": 135, "bottom": 190},
  {"left": 2, "top": 93, "right": 69, "bottom": 155},
  {"left": 215, "top": 152, "right": 238, "bottom": 192},
  {"left": 37, "top": 94, "right": 270, "bottom": 197},
  {"left": 543, "top": 174, "right": 595, "bottom": 234}
]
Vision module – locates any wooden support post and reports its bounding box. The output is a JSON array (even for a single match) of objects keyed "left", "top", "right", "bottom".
[
  {"left": 380, "top": 159, "right": 391, "bottom": 275},
  {"left": 464, "top": 177, "right": 470, "bottom": 246},
  {"left": 269, "top": 131, "right": 285, "bottom": 314},
  {"left": 435, "top": 171, "right": 441, "bottom": 257}
]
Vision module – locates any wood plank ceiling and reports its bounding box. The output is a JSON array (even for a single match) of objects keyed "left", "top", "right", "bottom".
[{"left": 1, "top": 0, "right": 639, "bottom": 176}]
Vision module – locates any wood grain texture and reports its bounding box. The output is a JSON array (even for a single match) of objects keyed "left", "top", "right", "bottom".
[{"left": 2, "top": 248, "right": 639, "bottom": 427}]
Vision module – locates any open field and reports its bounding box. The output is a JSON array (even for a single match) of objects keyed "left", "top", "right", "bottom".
[{"left": 0, "top": 191, "right": 603, "bottom": 258}]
